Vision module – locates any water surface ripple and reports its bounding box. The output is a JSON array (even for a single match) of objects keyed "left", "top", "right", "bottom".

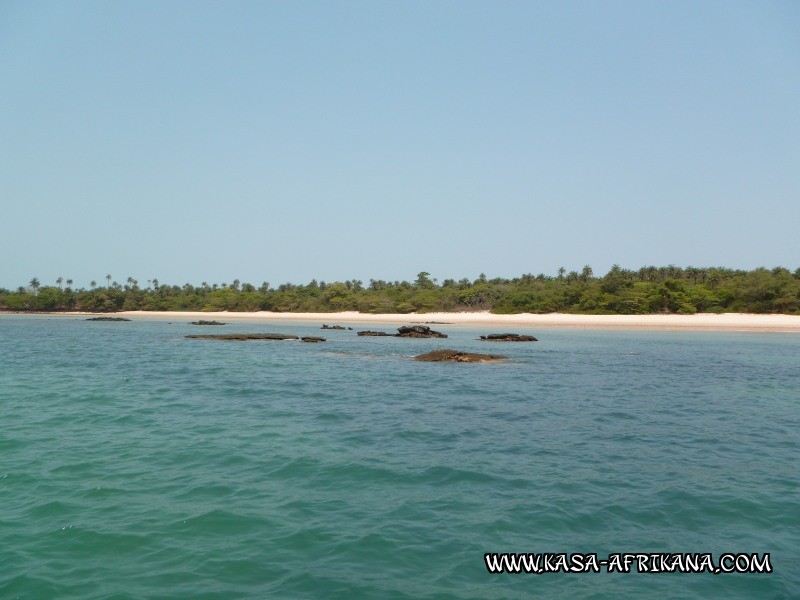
[{"left": 1, "top": 316, "right": 797, "bottom": 598}]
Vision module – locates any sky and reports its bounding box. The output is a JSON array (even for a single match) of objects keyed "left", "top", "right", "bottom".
[{"left": 1, "top": 0, "right": 799, "bottom": 289}]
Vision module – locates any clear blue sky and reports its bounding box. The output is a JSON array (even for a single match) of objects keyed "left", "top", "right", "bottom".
[{"left": 2, "top": 0, "right": 798, "bottom": 289}]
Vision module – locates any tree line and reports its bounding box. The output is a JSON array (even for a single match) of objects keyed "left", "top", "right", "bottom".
[{"left": 3, "top": 266, "right": 799, "bottom": 314}]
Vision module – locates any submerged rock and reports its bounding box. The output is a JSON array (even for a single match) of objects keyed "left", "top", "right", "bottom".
[
  {"left": 396, "top": 325, "right": 447, "bottom": 338},
  {"left": 414, "top": 349, "right": 508, "bottom": 363},
  {"left": 301, "top": 336, "right": 326, "bottom": 343},
  {"left": 186, "top": 333, "right": 299, "bottom": 341},
  {"left": 357, "top": 330, "right": 394, "bottom": 336},
  {"left": 479, "top": 333, "right": 538, "bottom": 342},
  {"left": 86, "top": 316, "right": 131, "bottom": 322},
  {"left": 189, "top": 320, "right": 226, "bottom": 326},
  {"left": 321, "top": 324, "right": 352, "bottom": 330}
]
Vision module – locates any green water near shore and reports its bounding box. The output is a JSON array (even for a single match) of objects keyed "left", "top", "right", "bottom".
[{"left": 1, "top": 316, "right": 797, "bottom": 598}]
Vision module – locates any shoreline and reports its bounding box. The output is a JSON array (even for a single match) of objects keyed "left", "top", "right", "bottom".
[{"left": 5, "top": 310, "right": 799, "bottom": 332}]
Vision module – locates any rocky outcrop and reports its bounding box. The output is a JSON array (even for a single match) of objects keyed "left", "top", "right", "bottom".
[
  {"left": 190, "top": 320, "right": 226, "bottom": 326},
  {"left": 414, "top": 349, "right": 508, "bottom": 363},
  {"left": 321, "top": 324, "right": 353, "bottom": 330},
  {"left": 396, "top": 325, "right": 447, "bottom": 338},
  {"left": 186, "top": 333, "right": 299, "bottom": 341},
  {"left": 357, "top": 325, "right": 448, "bottom": 338},
  {"left": 479, "top": 333, "right": 538, "bottom": 342},
  {"left": 301, "top": 336, "right": 326, "bottom": 343},
  {"left": 86, "top": 316, "right": 131, "bottom": 322}
]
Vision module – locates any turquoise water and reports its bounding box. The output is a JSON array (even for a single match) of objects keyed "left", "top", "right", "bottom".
[{"left": 1, "top": 316, "right": 797, "bottom": 599}]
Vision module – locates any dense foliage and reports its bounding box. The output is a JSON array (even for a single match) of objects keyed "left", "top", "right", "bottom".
[{"left": 3, "top": 266, "right": 800, "bottom": 314}]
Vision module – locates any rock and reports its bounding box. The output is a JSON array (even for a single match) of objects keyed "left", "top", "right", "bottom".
[
  {"left": 301, "top": 336, "right": 326, "bottom": 343},
  {"left": 321, "top": 324, "right": 347, "bottom": 330},
  {"left": 414, "top": 349, "right": 508, "bottom": 363},
  {"left": 189, "top": 320, "right": 226, "bottom": 326},
  {"left": 479, "top": 333, "right": 538, "bottom": 342},
  {"left": 396, "top": 325, "right": 447, "bottom": 338},
  {"left": 186, "top": 333, "right": 299, "bottom": 341},
  {"left": 86, "top": 316, "right": 131, "bottom": 322},
  {"left": 357, "top": 327, "right": 448, "bottom": 337},
  {"left": 423, "top": 321, "right": 453, "bottom": 325}
]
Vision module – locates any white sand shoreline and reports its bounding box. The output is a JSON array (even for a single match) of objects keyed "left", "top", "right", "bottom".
[
  {"left": 105, "top": 311, "right": 800, "bottom": 332},
  {"left": 4, "top": 310, "right": 800, "bottom": 332}
]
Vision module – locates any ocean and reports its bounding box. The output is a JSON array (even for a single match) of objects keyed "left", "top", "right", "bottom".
[{"left": 1, "top": 316, "right": 797, "bottom": 599}]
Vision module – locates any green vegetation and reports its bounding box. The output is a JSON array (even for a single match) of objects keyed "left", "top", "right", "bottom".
[{"left": 2, "top": 266, "right": 799, "bottom": 314}]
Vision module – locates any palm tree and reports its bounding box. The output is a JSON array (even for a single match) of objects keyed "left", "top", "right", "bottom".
[
  {"left": 66, "top": 278, "right": 73, "bottom": 289},
  {"left": 56, "top": 277, "right": 63, "bottom": 290},
  {"left": 557, "top": 267, "right": 565, "bottom": 281},
  {"left": 126, "top": 277, "right": 135, "bottom": 290},
  {"left": 90, "top": 280, "right": 97, "bottom": 289},
  {"left": 106, "top": 274, "right": 112, "bottom": 288},
  {"left": 29, "top": 277, "right": 40, "bottom": 295}
]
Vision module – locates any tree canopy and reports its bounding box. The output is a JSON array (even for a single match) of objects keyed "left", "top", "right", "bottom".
[{"left": 3, "top": 266, "right": 799, "bottom": 314}]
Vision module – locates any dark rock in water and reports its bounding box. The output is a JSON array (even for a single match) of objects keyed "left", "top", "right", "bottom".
[
  {"left": 359, "top": 326, "right": 447, "bottom": 338},
  {"left": 86, "top": 316, "right": 131, "bottom": 322},
  {"left": 186, "top": 333, "right": 299, "bottom": 341},
  {"left": 396, "top": 325, "right": 447, "bottom": 338},
  {"left": 423, "top": 321, "right": 453, "bottom": 325},
  {"left": 479, "top": 333, "right": 538, "bottom": 342},
  {"left": 414, "top": 349, "right": 508, "bottom": 363},
  {"left": 190, "top": 320, "right": 226, "bottom": 326},
  {"left": 321, "top": 324, "right": 346, "bottom": 330},
  {"left": 301, "top": 336, "right": 326, "bottom": 343}
]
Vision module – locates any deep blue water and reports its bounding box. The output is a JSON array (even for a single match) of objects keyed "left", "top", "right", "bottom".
[{"left": 1, "top": 316, "right": 798, "bottom": 598}]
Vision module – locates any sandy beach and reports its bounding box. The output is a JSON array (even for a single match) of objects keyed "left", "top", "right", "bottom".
[{"left": 68, "top": 310, "right": 800, "bottom": 332}]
